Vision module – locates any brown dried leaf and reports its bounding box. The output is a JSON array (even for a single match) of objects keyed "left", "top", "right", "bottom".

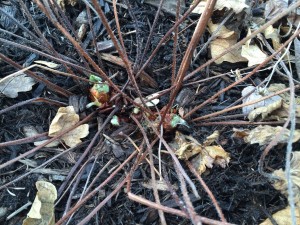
[
  {"left": 48, "top": 106, "right": 89, "bottom": 147},
  {"left": 241, "top": 86, "right": 283, "bottom": 122},
  {"left": 234, "top": 125, "right": 300, "bottom": 146},
  {"left": 173, "top": 131, "right": 230, "bottom": 175},
  {"left": 260, "top": 152, "right": 300, "bottom": 224},
  {"left": 248, "top": 98, "right": 283, "bottom": 122},
  {"left": 22, "top": 181, "right": 57, "bottom": 225}
]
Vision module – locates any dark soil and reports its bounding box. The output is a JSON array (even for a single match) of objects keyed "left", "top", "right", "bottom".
[{"left": 0, "top": 0, "right": 295, "bottom": 224}]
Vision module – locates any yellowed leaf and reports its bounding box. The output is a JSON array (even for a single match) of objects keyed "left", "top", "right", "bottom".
[
  {"left": 23, "top": 181, "right": 57, "bottom": 225},
  {"left": 236, "top": 125, "right": 300, "bottom": 146},
  {"left": 264, "top": 25, "right": 281, "bottom": 51},
  {"left": 173, "top": 131, "right": 230, "bottom": 175},
  {"left": 48, "top": 106, "right": 89, "bottom": 147},
  {"left": 192, "top": 0, "right": 248, "bottom": 14}
]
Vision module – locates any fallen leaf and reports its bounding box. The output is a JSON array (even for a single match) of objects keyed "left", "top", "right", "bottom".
[
  {"left": 248, "top": 98, "right": 282, "bottom": 122},
  {"left": 259, "top": 151, "right": 300, "bottom": 225},
  {"left": 259, "top": 206, "right": 300, "bottom": 225},
  {"left": 48, "top": 106, "right": 89, "bottom": 147},
  {"left": 264, "top": 25, "right": 281, "bottom": 52},
  {"left": 0, "top": 73, "right": 36, "bottom": 98},
  {"left": 233, "top": 125, "right": 300, "bottom": 146},
  {"left": 23, "top": 126, "right": 60, "bottom": 147},
  {"left": 241, "top": 44, "right": 268, "bottom": 66},
  {"left": 192, "top": 0, "right": 248, "bottom": 14},
  {"left": 241, "top": 85, "right": 283, "bottom": 121},
  {"left": 23, "top": 181, "right": 57, "bottom": 225},
  {"left": 172, "top": 131, "right": 230, "bottom": 175},
  {"left": 272, "top": 151, "right": 300, "bottom": 202},
  {"left": 207, "top": 21, "right": 247, "bottom": 64}
]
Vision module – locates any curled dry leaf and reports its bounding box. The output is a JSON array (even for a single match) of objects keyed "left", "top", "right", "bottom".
[
  {"left": 22, "top": 181, "right": 57, "bottom": 225},
  {"left": 242, "top": 84, "right": 300, "bottom": 122},
  {"left": 48, "top": 106, "right": 89, "bottom": 147},
  {"left": 0, "top": 73, "right": 36, "bottom": 98},
  {"left": 192, "top": 0, "right": 248, "bottom": 14},
  {"left": 233, "top": 125, "right": 300, "bottom": 146},
  {"left": 172, "top": 131, "right": 230, "bottom": 175},
  {"left": 242, "top": 86, "right": 283, "bottom": 121},
  {"left": 248, "top": 98, "right": 282, "bottom": 122},
  {"left": 260, "top": 152, "right": 300, "bottom": 225}
]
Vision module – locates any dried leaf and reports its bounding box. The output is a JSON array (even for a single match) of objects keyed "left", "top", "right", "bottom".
[
  {"left": 248, "top": 98, "right": 282, "bottom": 122},
  {"left": 34, "top": 61, "right": 59, "bottom": 69},
  {"left": 264, "top": 25, "right": 281, "bottom": 52},
  {"left": 207, "top": 21, "right": 235, "bottom": 39},
  {"left": 234, "top": 125, "right": 300, "bottom": 146},
  {"left": 48, "top": 106, "right": 89, "bottom": 147},
  {"left": 173, "top": 131, "right": 230, "bottom": 175},
  {"left": 272, "top": 151, "right": 300, "bottom": 202},
  {"left": 23, "top": 126, "right": 59, "bottom": 147},
  {"left": 192, "top": 0, "right": 248, "bottom": 14},
  {"left": 0, "top": 73, "right": 36, "bottom": 98},
  {"left": 260, "top": 206, "right": 300, "bottom": 225},
  {"left": 260, "top": 152, "right": 300, "bottom": 224},
  {"left": 211, "top": 34, "right": 247, "bottom": 64},
  {"left": 242, "top": 84, "right": 300, "bottom": 122},
  {"left": 241, "top": 44, "right": 268, "bottom": 66},
  {"left": 23, "top": 181, "right": 57, "bottom": 225},
  {"left": 241, "top": 86, "right": 283, "bottom": 121},
  {"left": 207, "top": 21, "right": 247, "bottom": 64}
]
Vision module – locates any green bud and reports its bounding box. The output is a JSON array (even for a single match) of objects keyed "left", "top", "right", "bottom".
[
  {"left": 89, "top": 74, "right": 102, "bottom": 83},
  {"left": 110, "top": 115, "right": 120, "bottom": 126},
  {"left": 170, "top": 115, "right": 189, "bottom": 128},
  {"left": 94, "top": 83, "right": 110, "bottom": 93}
]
